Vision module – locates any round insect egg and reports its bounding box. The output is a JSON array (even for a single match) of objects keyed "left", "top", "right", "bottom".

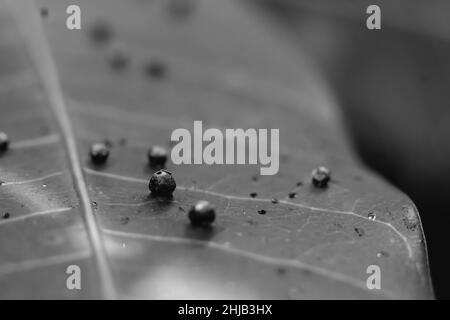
[
  {"left": 311, "top": 166, "right": 331, "bottom": 188},
  {"left": 188, "top": 200, "right": 216, "bottom": 227},
  {"left": 147, "top": 145, "right": 167, "bottom": 168},
  {"left": 40, "top": 7, "right": 49, "bottom": 18},
  {"left": 166, "top": 0, "right": 195, "bottom": 20},
  {"left": 0, "top": 131, "right": 10, "bottom": 152},
  {"left": 90, "top": 142, "right": 110, "bottom": 165},
  {"left": 149, "top": 170, "right": 176, "bottom": 197},
  {"left": 89, "top": 19, "right": 114, "bottom": 44}
]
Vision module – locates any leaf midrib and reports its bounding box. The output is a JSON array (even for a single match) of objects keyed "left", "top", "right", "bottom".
[{"left": 6, "top": 0, "right": 115, "bottom": 299}]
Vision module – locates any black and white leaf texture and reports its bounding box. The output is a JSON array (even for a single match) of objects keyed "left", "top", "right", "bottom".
[{"left": 0, "top": 0, "right": 433, "bottom": 299}]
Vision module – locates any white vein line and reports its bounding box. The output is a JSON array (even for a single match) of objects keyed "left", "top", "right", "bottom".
[
  {"left": 99, "top": 199, "right": 183, "bottom": 207},
  {"left": 14, "top": 3, "right": 115, "bottom": 299},
  {"left": 1, "top": 171, "right": 63, "bottom": 186},
  {"left": 0, "top": 250, "right": 91, "bottom": 277},
  {"left": 84, "top": 168, "right": 413, "bottom": 258},
  {"left": 103, "top": 229, "right": 397, "bottom": 299},
  {"left": 9, "top": 133, "right": 60, "bottom": 149},
  {"left": 205, "top": 176, "right": 232, "bottom": 191},
  {"left": 84, "top": 168, "right": 147, "bottom": 184},
  {"left": 101, "top": 200, "right": 153, "bottom": 207},
  {"left": 0, "top": 207, "right": 72, "bottom": 226}
]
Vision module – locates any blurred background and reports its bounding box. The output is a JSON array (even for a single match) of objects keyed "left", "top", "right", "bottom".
[{"left": 255, "top": 0, "right": 450, "bottom": 298}]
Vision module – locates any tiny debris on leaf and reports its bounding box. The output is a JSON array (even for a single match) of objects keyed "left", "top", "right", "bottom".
[
  {"left": 2, "top": 212, "right": 10, "bottom": 219},
  {"left": 377, "top": 251, "right": 390, "bottom": 258},
  {"left": 257, "top": 209, "right": 266, "bottom": 215},
  {"left": 354, "top": 227, "right": 365, "bottom": 237},
  {"left": 250, "top": 192, "right": 257, "bottom": 198},
  {"left": 120, "top": 217, "right": 130, "bottom": 225},
  {"left": 288, "top": 191, "right": 297, "bottom": 199},
  {"left": 188, "top": 200, "right": 215, "bottom": 228},
  {"left": 271, "top": 198, "right": 279, "bottom": 204}
]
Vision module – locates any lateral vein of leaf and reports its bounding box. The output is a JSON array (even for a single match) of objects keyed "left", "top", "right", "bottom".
[
  {"left": 9, "top": 134, "right": 60, "bottom": 149},
  {"left": 0, "top": 250, "right": 91, "bottom": 278},
  {"left": 103, "top": 229, "right": 399, "bottom": 299},
  {"left": 1, "top": 171, "right": 63, "bottom": 186},
  {"left": 0, "top": 207, "right": 72, "bottom": 226}
]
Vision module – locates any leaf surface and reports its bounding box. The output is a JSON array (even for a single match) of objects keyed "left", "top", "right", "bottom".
[{"left": 0, "top": 0, "right": 433, "bottom": 299}]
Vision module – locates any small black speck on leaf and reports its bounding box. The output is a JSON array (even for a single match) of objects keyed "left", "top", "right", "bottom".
[
  {"left": 250, "top": 192, "right": 257, "bottom": 198},
  {"left": 2, "top": 212, "right": 10, "bottom": 219},
  {"left": 377, "top": 251, "right": 390, "bottom": 258},
  {"left": 0, "top": 131, "right": 10, "bottom": 153},
  {"left": 120, "top": 217, "right": 130, "bottom": 225},
  {"left": 147, "top": 145, "right": 167, "bottom": 168},
  {"left": 288, "top": 191, "right": 297, "bottom": 199},
  {"left": 188, "top": 200, "right": 215, "bottom": 228},
  {"left": 90, "top": 142, "right": 110, "bottom": 165},
  {"left": 149, "top": 170, "right": 176, "bottom": 197},
  {"left": 251, "top": 175, "right": 259, "bottom": 182},
  {"left": 334, "top": 221, "right": 343, "bottom": 229},
  {"left": 296, "top": 181, "right": 303, "bottom": 187},
  {"left": 312, "top": 166, "right": 331, "bottom": 188},
  {"left": 257, "top": 209, "right": 266, "bottom": 215},
  {"left": 271, "top": 198, "right": 279, "bottom": 204},
  {"left": 354, "top": 227, "right": 365, "bottom": 237}
]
